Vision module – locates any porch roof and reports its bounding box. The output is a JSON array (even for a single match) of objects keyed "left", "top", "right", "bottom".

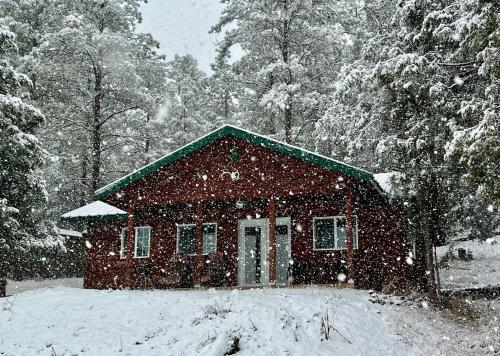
[
  {"left": 61, "top": 201, "right": 127, "bottom": 222},
  {"left": 95, "top": 125, "right": 378, "bottom": 201}
]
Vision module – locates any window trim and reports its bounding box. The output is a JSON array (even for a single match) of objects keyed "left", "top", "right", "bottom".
[
  {"left": 119, "top": 227, "right": 128, "bottom": 259},
  {"left": 312, "top": 216, "right": 359, "bottom": 251},
  {"left": 176, "top": 222, "right": 218, "bottom": 255},
  {"left": 134, "top": 226, "right": 151, "bottom": 259}
]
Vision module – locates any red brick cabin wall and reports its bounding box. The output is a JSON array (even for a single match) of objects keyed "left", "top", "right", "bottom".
[{"left": 83, "top": 136, "right": 406, "bottom": 290}]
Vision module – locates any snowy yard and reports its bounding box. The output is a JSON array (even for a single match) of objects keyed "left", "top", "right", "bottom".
[
  {"left": 5, "top": 278, "right": 83, "bottom": 296},
  {"left": 437, "top": 236, "right": 500, "bottom": 290},
  {"left": 1, "top": 285, "right": 498, "bottom": 355}
]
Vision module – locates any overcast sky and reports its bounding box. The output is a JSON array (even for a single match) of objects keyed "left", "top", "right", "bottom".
[{"left": 137, "top": 0, "right": 226, "bottom": 73}]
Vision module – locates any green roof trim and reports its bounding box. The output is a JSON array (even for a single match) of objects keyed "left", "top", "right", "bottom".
[{"left": 95, "top": 125, "right": 374, "bottom": 200}]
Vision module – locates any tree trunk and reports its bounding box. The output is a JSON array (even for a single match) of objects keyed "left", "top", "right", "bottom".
[
  {"left": 144, "top": 112, "right": 151, "bottom": 164},
  {"left": 80, "top": 158, "right": 87, "bottom": 207},
  {"left": 421, "top": 181, "right": 438, "bottom": 301},
  {"left": 91, "top": 64, "right": 103, "bottom": 195},
  {"left": 224, "top": 88, "right": 229, "bottom": 120},
  {"left": 423, "top": 210, "right": 438, "bottom": 300},
  {"left": 284, "top": 104, "right": 292, "bottom": 143},
  {"left": 282, "top": 0, "right": 292, "bottom": 143}
]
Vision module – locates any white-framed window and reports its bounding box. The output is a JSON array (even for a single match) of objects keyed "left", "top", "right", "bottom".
[
  {"left": 313, "top": 216, "right": 359, "bottom": 251},
  {"left": 119, "top": 227, "right": 128, "bottom": 259},
  {"left": 202, "top": 223, "right": 217, "bottom": 255},
  {"left": 176, "top": 223, "right": 218, "bottom": 255},
  {"left": 134, "top": 226, "right": 151, "bottom": 258}
]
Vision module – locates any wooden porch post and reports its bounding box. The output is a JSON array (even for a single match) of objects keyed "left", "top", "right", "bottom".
[
  {"left": 194, "top": 201, "right": 204, "bottom": 285},
  {"left": 268, "top": 196, "right": 277, "bottom": 284},
  {"left": 345, "top": 184, "right": 354, "bottom": 281},
  {"left": 126, "top": 206, "right": 135, "bottom": 287}
]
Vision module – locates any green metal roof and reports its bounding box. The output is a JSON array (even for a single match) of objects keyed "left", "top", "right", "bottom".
[{"left": 95, "top": 125, "right": 375, "bottom": 200}]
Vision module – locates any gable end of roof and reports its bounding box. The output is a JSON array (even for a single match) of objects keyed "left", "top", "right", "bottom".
[{"left": 95, "top": 125, "right": 374, "bottom": 200}]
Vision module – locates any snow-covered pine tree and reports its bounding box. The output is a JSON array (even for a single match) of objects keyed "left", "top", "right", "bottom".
[
  {"left": 154, "top": 54, "right": 211, "bottom": 151},
  {"left": 441, "top": 0, "right": 499, "bottom": 207},
  {"left": 211, "top": 0, "right": 360, "bottom": 144},
  {"left": 2, "top": 0, "right": 168, "bottom": 219},
  {"left": 0, "top": 23, "right": 48, "bottom": 277},
  {"left": 205, "top": 58, "right": 240, "bottom": 128},
  {"left": 361, "top": 0, "right": 499, "bottom": 297},
  {"left": 313, "top": 0, "right": 398, "bottom": 168}
]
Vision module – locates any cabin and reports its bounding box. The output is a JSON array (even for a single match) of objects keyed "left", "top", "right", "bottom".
[{"left": 62, "top": 125, "right": 407, "bottom": 290}]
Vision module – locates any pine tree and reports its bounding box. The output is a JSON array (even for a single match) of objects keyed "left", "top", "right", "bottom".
[
  {"left": 2, "top": 0, "right": 167, "bottom": 216},
  {"left": 212, "top": 0, "right": 360, "bottom": 144},
  {"left": 0, "top": 23, "right": 47, "bottom": 277},
  {"left": 153, "top": 54, "right": 211, "bottom": 151},
  {"left": 313, "top": 0, "right": 398, "bottom": 168}
]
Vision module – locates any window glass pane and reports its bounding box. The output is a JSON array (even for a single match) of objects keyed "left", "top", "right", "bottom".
[
  {"left": 202, "top": 224, "right": 217, "bottom": 254},
  {"left": 245, "top": 227, "right": 259, "bottom": 236},
  {"left": 120, "top": 228, "right": 127, "bottom": 258},
  {"left": 137, "top": 227, "right": 149, "bottom": 238},
  {"left": 276, "top": 225, "right": 288, "bottom": 236},
  {"left": 314, "top": 219, "right": 335, "bottom": 249},
  {"left": 178, "top": 225, "right": 196, "bottom": 254},
  {"left": 136, "top": 237, "right": 149, "bottom": 257},
  {"left": 203, "top": 234, "right": 217, "bottom": 254},
  {"left": 203, "top": 224, "right": 216, "bottom": 235},
  {"left": 336, "top": 217, "right": 347, "bottom": 249},
  {"left": 135, "top": 227, "right": 150, "bottom": 257},
  {"left": 354, "top": 217, "right": 359, "bottom": 249}
]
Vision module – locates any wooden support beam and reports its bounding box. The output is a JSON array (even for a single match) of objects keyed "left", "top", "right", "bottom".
[
  {"left": 268, "top": 196, "right": 277, "bottom": 284},
  {"left": 126, "top": 206, "right": 135, "bottom": 287},
  {"left": 194, "top": 201, "right": 204, "bottom": 285},
  {"left": 344, "top": 184, "right": 354, "bottom": 281}
]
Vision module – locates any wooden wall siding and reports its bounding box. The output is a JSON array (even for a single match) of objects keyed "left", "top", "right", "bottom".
[
  {"left": 83, "top": 196, "right": 406, "bottom": 290},
  {"left": 83, "top": 135, "right": 401, "bottom": 290},
  {"left": 104, "top": 136, "right": 357, "bottom": 208}
]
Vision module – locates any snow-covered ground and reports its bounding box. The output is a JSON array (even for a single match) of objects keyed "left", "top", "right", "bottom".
[
  {"left": 0, "top": 285, "right": 498, "bottom": 355},
  {"left": 437, "top": 236, "right": 500, "bottom": 290},
  {"left": 5, "top": 278, "right": 83, "bottom": 295}
]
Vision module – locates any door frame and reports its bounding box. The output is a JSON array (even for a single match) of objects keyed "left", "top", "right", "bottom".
[
  {"left": 238, "top": 218, "right": 269, "bottom": 287},
  {"left": 237, "top": 217, "right": 292, "bottom": 287}
]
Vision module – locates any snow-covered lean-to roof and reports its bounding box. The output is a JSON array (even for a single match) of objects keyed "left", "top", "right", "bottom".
[
  {"left": 373, "top": 171, "right": 402, "bottom": 198},
  {"left": 61, "top": 201, "right": 127, "bottom": 222},
  {"left": 94, "top": 124, "right": 385, "bottom": 200},
  {"left": 55, "top": 227, "right": 83, "bottom": 238}
]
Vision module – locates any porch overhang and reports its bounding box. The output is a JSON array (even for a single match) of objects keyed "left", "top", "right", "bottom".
[{"left": 61, "top": 201, "right": 128, "bottom": 222}]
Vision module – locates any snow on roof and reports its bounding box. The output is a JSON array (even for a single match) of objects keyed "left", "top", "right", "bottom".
[
  {"left": 55, "top": 228, "right": 82, "bottom": 238},
  {"left": 61, "top": 201, "right": 127, "bottom": 219},
  {"left": 373, "top": 172, "right": 402, "bottom": 196}
]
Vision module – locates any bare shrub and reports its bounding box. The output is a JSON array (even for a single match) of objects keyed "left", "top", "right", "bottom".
[{"left": 320, "top": 310, "right": 351, "bottom": 343}]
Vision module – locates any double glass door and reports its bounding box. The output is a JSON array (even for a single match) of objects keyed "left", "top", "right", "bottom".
[{"left": 238, "top": 217, "right": 291, "bottom": 286}]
